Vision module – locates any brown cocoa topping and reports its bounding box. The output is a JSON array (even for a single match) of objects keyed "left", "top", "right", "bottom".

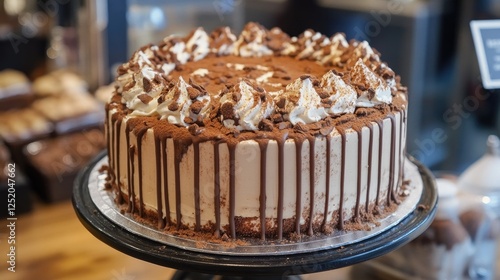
[
  {"left": 157, "top": 94, "right": 165, "bottom": 104},
  {"left": 231, "top": 91, "right": 241, "bottom": 102},
  {"left": 278, "top": 121, "right": 292, "bottom": 130},
  {"left": 153, "top": 74, "right": 164, "bottom": 84},
  {"left": 117, "top": 65, "right": 128, "bottom": 75},
  {"left": 316, "top": 89, "right": 329, "bottom": 99},
  {"left": 294, "top": 122, "right": 309, "bottom": 132},
  {"left": 319, "top": 126, "right": 333, "bottom": 136},
  {"left": 271, "top": 113, "right": 283, "bottom": 123},
  {"left": 275, "top": 96, "right": 286, "bottom": 109},
  {"left": 188, "top": 124, "right": 204, "bottom": 136}
]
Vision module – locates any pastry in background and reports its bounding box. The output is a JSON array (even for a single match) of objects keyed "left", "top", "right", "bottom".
[
  {"left": 94, "top": 83, "right": 115, "bottom": 104},
  {"left": 32, "top": 92, "right": 104, "bottom": 135},
  {"left": 32, "top": 69, "right": 88, "bottom": 97},
  {"left": 0, "top": 69, "right": 34, "bottom": 111},
  {"left": 0, "top": 108, "right": 53, "bottom": 145},
  {"left": 23, "top": 128, "right": 106, "bottom": 202}
]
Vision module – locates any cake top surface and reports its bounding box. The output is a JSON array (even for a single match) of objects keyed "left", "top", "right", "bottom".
[{"left": 109, "top": 22, "right": 407, "bottom": 138}]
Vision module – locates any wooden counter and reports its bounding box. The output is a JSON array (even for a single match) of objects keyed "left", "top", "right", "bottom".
[{"left": 0, "top": 200, "right": 349, "bottom": 280}]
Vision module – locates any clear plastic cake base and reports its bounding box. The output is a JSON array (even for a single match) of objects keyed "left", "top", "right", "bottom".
[{"left": 87, "top": 155, "right": 424, "bottom": 256}]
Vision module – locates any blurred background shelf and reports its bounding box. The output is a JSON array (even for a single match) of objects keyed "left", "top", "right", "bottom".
[{"left": 0, "top": 0, "right": 499, "bottom": 278}]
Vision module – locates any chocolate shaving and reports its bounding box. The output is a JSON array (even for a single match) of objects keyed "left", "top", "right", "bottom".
[
  {"left": 123, "top": 80, "right": 136, "bottom": 92},
  {"left": 294, "top": 122, "right": 309, "bottom": 132},
  {"left": 187, "top": 87, "right": 202, "bottom": 100},
  {"left": 275, "top": 97, "right": 286, "bottom": 109},
  {"left": 143, "top": 77, "right": 152, "bottom": 92},
  {"left": 232, "top": 91, "right": 241, "bottom": 102},
  {"left": 137, "top": 94, "right": 153, "bottom": 104},
  {"left": 321, "top": 98, "right": 332, "bottom": 105},
  {"left": 220, "top": 102, "right": 235, "bottom": 119},
  {"left": 259, "top": 119, "right": 274, "bottom": 132},
  {"left": 184, "top": 116, "right": 194, "bottom": 124},
  {"left": 190, "top": 101, "right": 204, "bottom": 114},
  {"left": 117, "top": 65, "right": 128, "bottom": 75},
  {"left": 168, "top": 102, "right": 179, "bottom": 111},
  {"left": 317, "top": 90, "right": 329, "bottom": 99},
  {"left": 367, "top": 88, "right": 376, "bottom": 100},
  {"left": 153, "top": 74, "right": 164, "bottom": 84},
  {"left": 187, "top": 124, "right": 204, "bottom": 136},
  {"left": 271, "top": 114, "right": 283, "bottom": 123}
]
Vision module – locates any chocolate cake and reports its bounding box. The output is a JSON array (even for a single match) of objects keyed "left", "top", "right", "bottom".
[{"left": 104, "top": 23, "right": 409, "bottom": 241}]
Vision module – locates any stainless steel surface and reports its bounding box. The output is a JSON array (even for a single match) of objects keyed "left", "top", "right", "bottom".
[{"left": 87, "top": 156, "right": 424, "bottom": 256}]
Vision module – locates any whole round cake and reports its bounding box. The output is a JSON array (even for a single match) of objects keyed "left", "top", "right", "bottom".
[{"left": 105, "top": 22, "right": 408, "bottom": 242}]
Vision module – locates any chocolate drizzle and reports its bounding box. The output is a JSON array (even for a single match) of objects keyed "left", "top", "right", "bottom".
[
  {"left": 338, "top": 131, "right": 346, "bottom": 230},
  {"left": 154, "top": 134, "right": 165, "bottom": 229},
  {"left": 115, "top": 119, "right": 123, "bottom": 203},
  {"left": 396, "top": 110, "right": 405, "bottom": 195},
  {"left": 322, "top": 135, "right": 331, "bottom": 231},
  {"left": 294, "top": 140, "right": 303, "bottom": 235},
  {"left": 258, "top": 141, "right": 268, "bottom": 241},
  {"left": 162, "top": 138, "right": 171, "bottom": 227},
  {"left": 174, "top": 140, "right": 182, "bottom": 229},
  {"left": 214, "top": 142, "right": 221, "bottom": 238},
  {"left": 125, "top": 125, "right": 135, "bottom": 213},
  {"left": 354, "top": 129, "right": 362, "bottom": 221},
  {"left": 365, "top": 124, "right": 374, "bottom": 213},
  {"left": 375, "top": 120, "right": 384, "bottom": 207},
  {"left": 388, "top": 115, "right": 396, "bottom": 205},
  {"left": 194, "top": 141, "right": 201, "bottom": 231},
  {"left": 277, "top": 139, "right": 285, "bottom": 241},
  {"left": 136, "top": 127, "right": 148, "bottom": 217},
  {"left": 228, "top": 143, "right": 237, "bottom": 239},
  {"left": 308, "top": 137, "right": 315, "bottom": 236}
]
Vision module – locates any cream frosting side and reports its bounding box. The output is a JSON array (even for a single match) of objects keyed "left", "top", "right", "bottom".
[{"left": 111, "top": 110, "right": 406, "bottom": 234}]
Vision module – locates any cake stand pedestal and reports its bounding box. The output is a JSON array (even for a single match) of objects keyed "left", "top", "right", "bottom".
[{"left": 72, "top": 153, "right": 437, "bottom": 279}]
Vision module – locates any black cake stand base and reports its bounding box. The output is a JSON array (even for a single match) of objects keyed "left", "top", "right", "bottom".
[{"left": 72, "top": 153, "right": 437, "bottom": 279}]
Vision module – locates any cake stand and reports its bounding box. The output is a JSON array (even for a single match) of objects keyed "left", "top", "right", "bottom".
[{"left": 72, "top": 151, "right": 437, "bottom": 279}]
